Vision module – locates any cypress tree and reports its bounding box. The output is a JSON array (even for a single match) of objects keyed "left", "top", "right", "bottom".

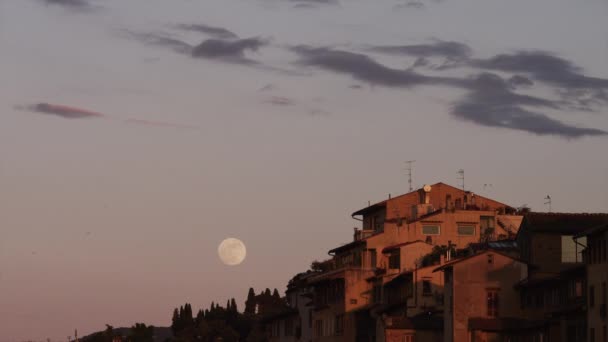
[{"left": 245, "top": 288, "right": 256, "bottom": 315}]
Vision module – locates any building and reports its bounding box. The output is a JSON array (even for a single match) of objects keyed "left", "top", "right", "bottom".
[
  {"left": 265, "top": 272, "right": 316, "bottom": 342},
  {"left": 434, "top": 249, "right": 529, "bottom": 342},
  {"left": 516, "top": 213, "right": 608, "bottom": 342},
  {"left": 306, "top": 183, "right": 522, "bottom": 342},
  {"left": 576, "top": 223, "right": 608, "bottom": 342}
]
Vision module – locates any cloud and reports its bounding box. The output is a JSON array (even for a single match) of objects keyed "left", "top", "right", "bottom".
[
  {"left": 26, "top": 103, "right": 104, "bottom": 119},
  {"left": 40, "top": 0, "right": 95, "bottom": 11},
  {"left": 292, "top": 45, "right": 462, "bottom": 88},
  {"left": 369, "top": 40, "right": 472, "bottom": 61},
  {"left": 259, "top": 83, "right": 279, "bottom": 92},
  {"left": 470, "top": 51, "right": 608, "bottom": 110},
  {"left": 124, "top": 30, "right": 269, "bottom": 66},
  {"left": 508, "top": 75, "right": 534, "bottom": 88},
  {"left": 400, "top": 1, "right": 426, "bottom": 10},
  {"left": 292, "top": 45, "right": 605, "bottom": 137},
  {"left": 21, "top": 102, "right": 197, "bottom": 129},
  {"left": 192, "top": 37, "right": 268, "bottom": 65},
  {"left": 175, "top": 24, "right": 238, "bottom": 40},
  {"left": 123, "top": 119, "right": 199, "bottom": 129},
  {"left": 264, "top": 96, "right": 296, "bottom": 106},
  {"left": 452, "top": 73, "right": 607, "bottom": 137}
]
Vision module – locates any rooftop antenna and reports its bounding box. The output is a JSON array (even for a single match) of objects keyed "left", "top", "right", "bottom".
[
  {"left": 405, "top": 160, "right": 415, "bottom": 192},
  {"left": 544, "top": 195, "right": 552, "bottom": 212},
  {"left": 457, "top": 169, "right": 465, "bottom": 191}
]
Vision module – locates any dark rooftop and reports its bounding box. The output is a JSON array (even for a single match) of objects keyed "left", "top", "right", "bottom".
[{"left": 521, "top": 212, "right": 608, "bottom": 235}]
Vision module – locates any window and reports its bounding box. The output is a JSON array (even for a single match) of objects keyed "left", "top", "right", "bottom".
[
  {"left": 314, "top": 320, "right": 323, "bottom": 338},
  {"left": 603, "top": 282, "right": 607, "bottom": 305},
  {"left": 402, "top": 335, "right": 414, "bottom": 342},
  {"left": 389, "top": 250, "right": 400, "bottom": 269},
  {"left": 308, "top": 310, "right": 312, "bottom": 328},
  {"left": 458, "top": 225, "right": 475, "bottom": 236},
  {"left": 487, "top": 290, "right": 499, "bottom": 317},
  {"left": 591, "top": 285, "right": 596, "bottom": 307},
  {"left": 480, "top": 216, "right": 495, "bottom": 240},
  {"left": 561, "top": 235, "right": 579, "bottom": 263},
  {"left": 335, "top": 315, "right": 344, "bottom": 336},
  {"left": 590, "top": 328, "right": 595, "bottom": 342},
  {"left": 422, "top": 225, "right": 440, "bottom": 235},
  {"left": 603, "top": 325, "right": 606, "bottom": 342},
  {"left": 422, "top": 280, "right": 432, "bottom": 296}
]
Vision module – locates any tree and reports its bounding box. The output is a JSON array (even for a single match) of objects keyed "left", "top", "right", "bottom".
[
  {"left": 172, "top": 308, "right": 181, "bottom": 335},
  {"left": 128, "top": 323, "right": 154, "bottom": 342},
  {"left": 245, "top": 288, "right": 256, "bottom": 315},
  {"left": 230, "top": 298, "right": 238, "bottom": 313}
]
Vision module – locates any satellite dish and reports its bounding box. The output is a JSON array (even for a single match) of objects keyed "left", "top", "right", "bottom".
[{"left": 423, "top": 184, "right": 432, "bottom": 192}]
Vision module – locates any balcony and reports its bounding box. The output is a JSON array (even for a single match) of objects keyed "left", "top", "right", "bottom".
[{"left": 354, "top": 228, "right": 375, "bottom": 241}]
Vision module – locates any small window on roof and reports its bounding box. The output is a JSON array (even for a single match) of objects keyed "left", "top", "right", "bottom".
[
  {"left": 422, "top": 225, "right": 440, "bottom": 235},
  {"left": 458, "top": 225, "right": 475, "bottom": 236}
]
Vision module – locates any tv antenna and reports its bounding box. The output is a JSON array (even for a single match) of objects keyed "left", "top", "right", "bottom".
[
  {"left": 544, "top": 195, "right": 552, "bottom": 212},
  {"left": 457, "top": 169, "right": 465, "bottom": 191},
  {"left": 405, "top": 160, "right": 415, "bottom": 192}
]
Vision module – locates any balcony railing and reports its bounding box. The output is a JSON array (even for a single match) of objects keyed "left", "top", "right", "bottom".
[{"left": 354, "top": 228, "right": 375, "bottom": 241}]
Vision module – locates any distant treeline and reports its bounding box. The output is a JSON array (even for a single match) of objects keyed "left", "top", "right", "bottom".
[{"left": 82, "top": 288, "right": 286, "bottom": 342}]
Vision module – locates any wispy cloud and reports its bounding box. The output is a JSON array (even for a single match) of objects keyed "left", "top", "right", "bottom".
[
  {"left": 292, "top": 45, "right": 462, "bottom": 88},
  {"left": 27, "top": 103, "right": 104, "bottom": 119},
  {"left": 40, "top": 0, "right": 95, "bottom": 11},
  {"left": 369, "top": 40, "right": 472, "bottom": 67},
  {"left": 452, "top": 73, "right": 606, "bottom": 137},
  {"left": 124, "top": 30, "right": 269, "bottom": 66},
  {"left": 192, "top": 37, "right": 268, "bottom": 65},
  {"left": 20, "top": 102, "right": 197, "bottom": 129},
  {"left": 470, "top": 51, "right": 608, "bottom": 111},
  {"left": 264, "top": 96, "right": 297, "bottom": 106},
  {"left": 175, "top": 24, "right": 238, "bottom": 40},
  {"left": 394, "top": 1, "right": 426, "bottom": 10},
  {"left": 291, "top": 45, "right": 605, "bottom": 137}
]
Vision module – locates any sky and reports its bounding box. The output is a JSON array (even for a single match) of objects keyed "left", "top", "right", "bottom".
[{"left": 1, "top": 0, "right": 607, "bottom": 340}]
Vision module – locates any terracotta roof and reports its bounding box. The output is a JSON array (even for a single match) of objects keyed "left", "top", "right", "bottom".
[
  {"left": 351, "top": 182, "right": 514, "bottom": 217},
  {"left": 328, "top": 239, "right": 366, "bottom": 255},
  {"left": 381, "top": 240, "right": 427, "bottom": 253},
  {"left": 520, "top": 212, "right": 608, "bottom": 235},
  {"left": 433, "top": 249, "right": 526, "bottom": 273}
]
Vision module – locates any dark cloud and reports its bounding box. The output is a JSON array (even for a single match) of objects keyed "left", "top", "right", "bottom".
[
  {"left": 508, "top": 75, "right": 534, "bottom": 88},
  {"left": 292, "top": 46, "right": 462, "bottom": 88},
  {"left": 293, "top": 46, "right": 605, "bottom": 137},
  {"left": 41, "top": 0, "right": 94, "bottom": 11},
  {"left": 471, "top": 51, "right": 608, "bottom": 110},
  {"left": 370, "top": 40, "right": 472, "bottom": 61},
  {"left": 175, "top": 24, "right": 238, "bottom": 40},
  {"left": 259, "top": 83, "right": 278, "bottom": 92},
  {"left": 124, "top": 30, "right": 268, "bottom": 66},
  {"left": 264, "top": 96, "right": 296, "bottom": 106},
  {"left": 192, "top": 38, "right": 268, "bottom": 65},
  {"left": 452, "top": 73, "right": 607, "bottom": 137},
  {"left": 473, "top": 51, "right": 608, "bottom": 88},
  {"left": 26, "top": 103, "right": 104, "bottom": 119}
]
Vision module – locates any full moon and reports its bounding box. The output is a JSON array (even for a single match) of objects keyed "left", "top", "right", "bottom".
[{"left": 218, "top": 238, "right": 247, "bottom": 266}]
